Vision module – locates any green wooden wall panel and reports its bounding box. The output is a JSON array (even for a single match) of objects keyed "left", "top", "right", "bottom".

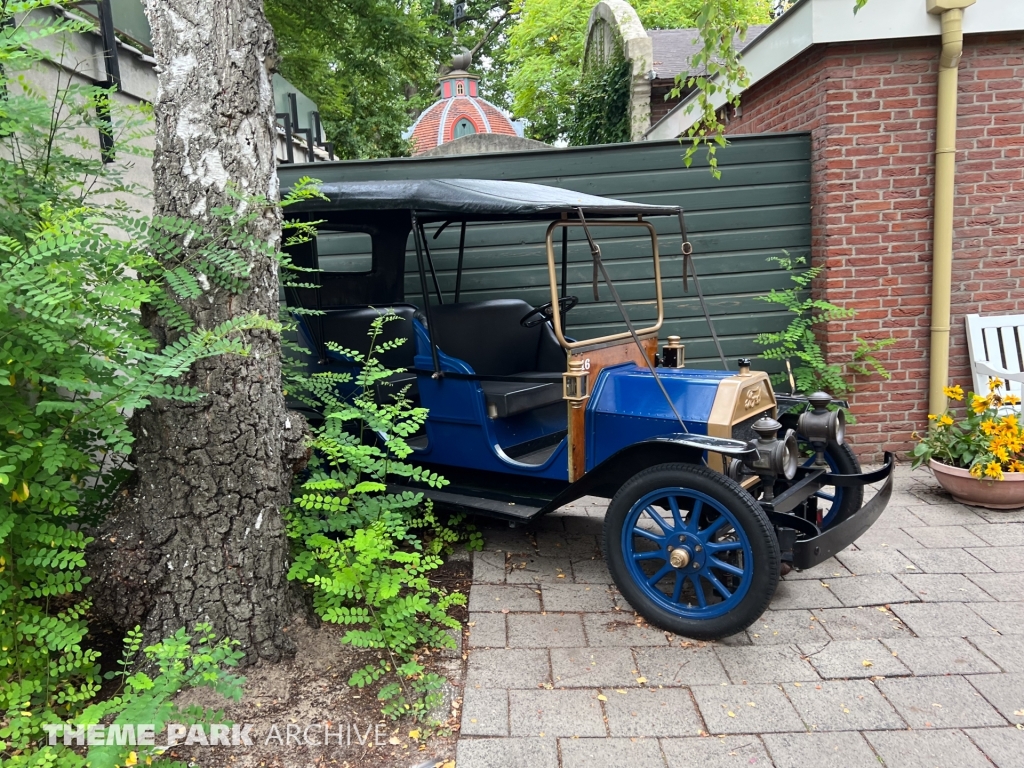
[{"left": 282, "top": 133, "right": 811, "bottom": 371}]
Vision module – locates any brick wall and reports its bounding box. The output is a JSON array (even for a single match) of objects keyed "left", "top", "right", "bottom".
[{"left": 724, "top": 33, "right": 1024, "bottom": 462}]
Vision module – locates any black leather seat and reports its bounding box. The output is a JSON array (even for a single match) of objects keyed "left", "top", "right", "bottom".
[
  {"left": 313, "top": 305, "right": 419, "bottom": 403},
  {"left": 414, "top": 299, "right": 566, "bottom": 418}
]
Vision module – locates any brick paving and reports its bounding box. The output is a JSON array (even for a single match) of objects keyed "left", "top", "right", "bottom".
[{"left": 455, "top": 465, "right": 1024, "bottom": 768}]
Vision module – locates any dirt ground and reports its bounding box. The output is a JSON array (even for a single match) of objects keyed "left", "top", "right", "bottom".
[{"left": 162, "top": 558, "right": 472, "bottom": 768}]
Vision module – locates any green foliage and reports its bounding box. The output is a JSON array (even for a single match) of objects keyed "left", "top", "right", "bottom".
[
  {"left": 0, "top": 6, "right": 304, "bottom": 763},
  {"left": 506, "top": 0, "right": 770, "bottom": 143},
  {"left": 754, "top": 254, "right": 894, "bottom": 400},
  {"left": 567, "top": 56, "right": 632, "bottom": 146},
  {"left": 287, "top": 313, "right": 479, "bottom": 721}
]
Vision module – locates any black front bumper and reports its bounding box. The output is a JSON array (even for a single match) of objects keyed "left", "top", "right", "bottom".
[{"left": 761, "top": 452, "right": 895, "bottom": 570}]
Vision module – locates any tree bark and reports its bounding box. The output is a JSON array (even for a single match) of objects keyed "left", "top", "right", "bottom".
[{"left": 90, "top": 0, "right": 304, "bottom": 663}]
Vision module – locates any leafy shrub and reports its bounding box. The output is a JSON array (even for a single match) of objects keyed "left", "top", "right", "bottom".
[
  {"left": 755, "top": 253, "right": 894, "bottom": 398},
  {"left": 568, "top": 57, "right": 632, "bottom": 146},
  {"left": 286, "top": 313, "right": 479, "bottom": 721}
]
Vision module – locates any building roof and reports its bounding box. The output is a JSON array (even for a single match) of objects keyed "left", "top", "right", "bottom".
[
  {"left": 407, "top": 68, "right": 520, "bottom": 155},
  {"left": 645, "top": 0, "right": 1024, "bottom": 141},
  {"left": 649, "top": 25, "right": 770, "bottom": 81}
]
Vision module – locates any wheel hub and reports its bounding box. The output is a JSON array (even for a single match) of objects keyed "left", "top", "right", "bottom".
[
  {"left": 669, "top": 548, "right": 691, "bottom": 568},
  {"left": 667, "top": 534, "right": 705, "bottom": 569}
]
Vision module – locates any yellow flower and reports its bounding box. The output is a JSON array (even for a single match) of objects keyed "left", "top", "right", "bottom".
[
  {"left": 943, "top": 384, "right": 964, "bottom": 401},
  {"left": 1009, "top": 460, "right": 1024, "bottom": 473},
  {"left": 994, "top": 445, "right": 1010, "bottom": 463},
  {"left": 1004, "top": 393, "right": 1021, "bottom": 406},
  {"left": 980, "top": 420, "right": 998, "bottom": 435},
  {"left": 984, "top": 461, "right": 1004, "bottom": 480},
  {"left": 938, "top": 414, "right": 954, "bottom": 427},
  {"left": 1001, "top": 414, "right": 1019, "bottom": 429},
  {"left": 970, "top": 463, "right": 984, "bottom": 478},
  {"left": 928, "top": 414, "right": 937, "bottom": 421},
  {"left": 988, "top": 377, "right": 1003, "bottom": 392},
  {"left": 972, "top": 395, "right": 991, "bottom": 415}
]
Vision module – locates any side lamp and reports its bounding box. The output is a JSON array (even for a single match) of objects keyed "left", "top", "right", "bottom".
[{"left": 563, "top": 359, "right": 590, "bottom": 408}]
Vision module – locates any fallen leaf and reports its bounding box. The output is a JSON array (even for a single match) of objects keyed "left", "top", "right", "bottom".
[
  {"left": 727, "top": 711, "right": 736, "bottom": 718},
  {"left": 636, "top": 677, "right": 647, "bottom": 684},
  {"left": 597, "top": 694, "right": 608, "bottom": 701},
  {"left": 409, "top": 729, "right": 421, "bottom": 739},
  {"left": 501, "top": 608, "right": 510, "bottom": 614},
  {"left": 616, "top": 689, "right": 628, "bottom": 694},
  {"left": 1014, "top": 709, "right": 1024, "bottom": 717},
  {"left": 389, "top": 737, "right": 400, "bottom": 745},
  {"left": 862, "top": 660, "right": 873, "bottom": 667}
]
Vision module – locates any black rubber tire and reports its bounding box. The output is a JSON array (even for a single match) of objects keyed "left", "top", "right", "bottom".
[
  {"left": 603, "top": 463, "right": 780, "bottom": 641},
  {"left": 823, "top": 441, "right": 863, "bottom": 523}
]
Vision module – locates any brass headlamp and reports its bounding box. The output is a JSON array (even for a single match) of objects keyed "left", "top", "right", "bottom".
[
  {"left": 563, "top": 359, "right": 590, "bottom": 408},
  {"left": 739, "top": 416, "right": 799, "bottom": 498},
  {"left": 798, "top": 391, "right": 845, "bottom": 467}
]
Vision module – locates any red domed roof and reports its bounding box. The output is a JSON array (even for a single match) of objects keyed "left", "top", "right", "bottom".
[{"left": 408, "top": 70, "right": 519, "bottom": 155}]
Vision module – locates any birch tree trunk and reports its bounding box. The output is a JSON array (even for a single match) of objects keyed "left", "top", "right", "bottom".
[{"left": 89, "top": 0, "right": 304, "bottom": 663}]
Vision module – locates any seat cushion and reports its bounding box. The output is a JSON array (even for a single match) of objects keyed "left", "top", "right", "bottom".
[
  {"left": 480, "top": 376, "right": 563, "bottom": 419},
  {"left": 414, "top": 299, "right": 563, "bottom": 376},
  {"left": 315, "top": 304, "right": 418, "bottom": 371}
]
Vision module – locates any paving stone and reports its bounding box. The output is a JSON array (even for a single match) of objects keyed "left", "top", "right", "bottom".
[
  {"left": 583, "top": 613, "right": 671, "bottom": 647},
  {"left": 825, "top": 574, "right": 918, "bottom": 607},
  {"left": 881, "top": 637, "right": 1001, "bottom": 676},
  {"left": 971, "top": 634, "right": 1024, "bottom": 672},
  {"left": 812, "top": 606, "right": 912, "bottom": 640},
  {"left": 468, "top": 584, "right": 541, "bottom": 613},
  {"left": 973, "top": 507, "right": 1024, "bottom": 524},
  {"left": 966, "top": 545, "right": 1024, "bottom": 572},
  {"left": 968, "top": 572, "right": 1024, "bottom": 601},
  {"left": 507, "top": 613, "right": 586, "bottom": 648},
  {"left": 562, "top": 515, "right": 606, "bottom": 535},
  {"left": 603, "top": 688, "right": 703, "bottom": 737},
  {"left": 768, "top": 579, "right": 842, "bottom": 610},
  {"left": 540, "top": 582, "right": 616, "bottom": 613},
  {"left": 560, "top": 737, "right": 667, "bottom": 768},
  {"left": 964, "top": 727, "right": 1024, "bottom": 768},
  {"left": 835, "top": 549, "right": 919, "bottom": 576},
  {"left": 871, "top": 505, "right": 930, "bottom": 528},
  {"left": 692, "top": 683, "right": 805, "bottom": 734},
  {"left": 633, "top": 646, "right": 731, "bottom": 685},
  {"left": 966, "top": 674, "right": 1024, "bottom": 725},
  {"left": 661, "top": 736, "right": 772, "bottom": 768},
  {"left": 968, "top": 602, "right": 1024, "bottom": 634},
  {"left": 747, "top": 610, "right": 830, "bottom": 646},
  {"left": 890, "top": 602, "right": 996, "bottom": 637},
  {"left": 865, "top": 729, "right": 991, "bottom": 768},
  {"left": 781, "top": 557, "right": 851, "bottom": 581},
  {"left": 532, "top": 531, "right": 601, "bottom": 559},
  {"left": 480, "top": 525, "right": 535, "bottom": 553},
  {"left": 782, "top": 679, "right": 904, "bottom": 731},
  {"left": 456, "top": 737, "right": 559, "bottom": 768},
  {"left": 505, "top": 555, "right": 575, "bottom": 584},
  {"left": 907, "top": 504, "right": 989, "bottom": 526},
  {"left": 460, "top": 688, "right": 509, "bottom": 736},
  {"left": 472, "top": 550, "right": 508, "bottom": 583},
  {"left": 798, "top": 639, "right": 911, "bottom": 679},
  {"left": 571, "top": 558, "right": 614, "bottom": 583},
  {"left": 762, "top": 731, "right": 878, "bottom": 768},
  {"left": 467, "top": 612, "right": 507, "bottom": 648},
  {"left": 849, "top": 525, "right": 924, "bottom": 551},
  {"left": 715, "top": 645, "right": 820, "bottom": 684},
  {"left": 906, "top": 525, "right": 990, "bottom": 548},
  {"left": 466, "top": 649, "right": 550, "bottom": 689},
  {"left": 876, "top": 675, "right": 1006, "bottom": 728},
  {"left": 965, "top": 522, "right": 1024, "bottom": 547},
  {"left": 897, "top": 572, "right": 996, "bottom": 602},
  {"left": 550, "top": 647, "right": 639, "bottom": 688},
  {"left": 508, "top": 689, "right": 606, "bottom": 737},
  {"left": 901, "top": 547, "right": 994, "bottom": 573}
]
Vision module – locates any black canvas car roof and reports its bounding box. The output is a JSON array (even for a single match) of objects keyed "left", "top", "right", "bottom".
[{"left": 293, "top": 178, "right": 681, "bottom": 221}]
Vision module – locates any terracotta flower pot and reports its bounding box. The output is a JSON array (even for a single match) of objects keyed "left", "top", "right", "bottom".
[{"left": 929, "top": 459, "right": 1024, "bottom": 510}]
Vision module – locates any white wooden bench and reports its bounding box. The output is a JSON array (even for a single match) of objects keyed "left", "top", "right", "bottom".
[{"left": 965, "top": 313, "right": 1024, "bottom": 404}]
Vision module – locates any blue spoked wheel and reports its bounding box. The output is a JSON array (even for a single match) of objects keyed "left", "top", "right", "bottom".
[
  {"left": 797, "top": 441, "right": 863, "bottom": 529},
  {"left": 604, "top": 463, "right": 780, "bottom": 640}
]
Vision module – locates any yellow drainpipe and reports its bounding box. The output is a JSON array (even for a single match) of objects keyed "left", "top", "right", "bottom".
[{"left": 927, "top": 0, "right": 975, "bottom": 416}]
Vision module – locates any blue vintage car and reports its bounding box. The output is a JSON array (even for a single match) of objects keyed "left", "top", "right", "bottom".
[{"left": 285, "top": 178, "right": 893, "bottom": 640}]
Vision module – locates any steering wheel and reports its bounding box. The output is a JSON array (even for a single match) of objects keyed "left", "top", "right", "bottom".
[{"left": 520, "top": 295, "right": 579, "bottom": 328}]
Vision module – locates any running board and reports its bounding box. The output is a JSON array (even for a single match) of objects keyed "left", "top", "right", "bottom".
[{"left": 387, "top": 484, "right": 546, "bottom": 522}]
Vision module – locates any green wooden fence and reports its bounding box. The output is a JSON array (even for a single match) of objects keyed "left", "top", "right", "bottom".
[{"left": 278, "top": 134, "right": 811, "bottom": 369}]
